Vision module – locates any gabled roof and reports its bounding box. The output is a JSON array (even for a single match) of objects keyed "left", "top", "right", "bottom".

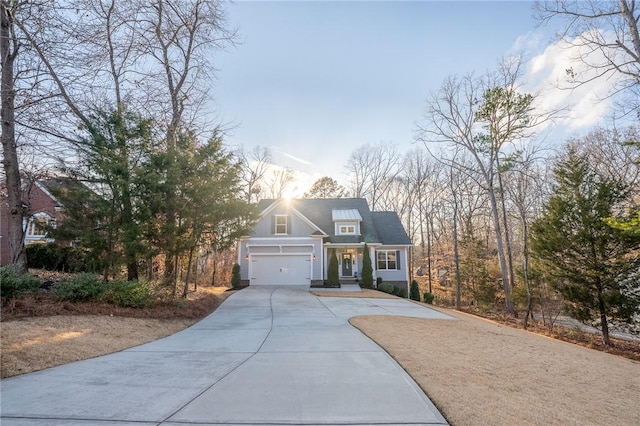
[
  {"left": 371, "top": 211, "right": 412, "bottom": 245},
  {"left": 257, "top": 198, "right": 411, "bottom": 246}
]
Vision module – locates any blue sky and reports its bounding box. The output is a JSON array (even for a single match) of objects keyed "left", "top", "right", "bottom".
[{"left": 213, "top": 1, "right": 614, "bottom": 195}]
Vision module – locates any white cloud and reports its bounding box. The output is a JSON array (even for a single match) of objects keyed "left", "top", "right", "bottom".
[{"left": 518, "top": 30, "right": 624, "bottom": 134}]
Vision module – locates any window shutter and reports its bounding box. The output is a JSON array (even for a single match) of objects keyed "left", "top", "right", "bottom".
[
  {"left": 272, "top": 215, "right": 276, "bottom": 234},
  {"left": 287, "top": 215, "right": 291, "bottom": 234},
  {"left": 396, "top": 250, "right": 401, "bottom": 270}
]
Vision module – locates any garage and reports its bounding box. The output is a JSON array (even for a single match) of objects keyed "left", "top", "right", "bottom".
[{"left": 250, "top": 255, "right": 311, "bottom": 286}]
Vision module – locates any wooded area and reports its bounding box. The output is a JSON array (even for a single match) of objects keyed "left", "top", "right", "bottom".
[{"left": 2, "top": 1, "right": 639, "bottom": 344}]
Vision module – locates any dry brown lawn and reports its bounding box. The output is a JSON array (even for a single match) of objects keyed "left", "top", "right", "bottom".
[
  {"left": 350, "top": 308, "right": 640, "bottom": 426},
  {"left": 2, "top": 286, "right": 639, "bottom": 426},
  {"left": 1, "top": 286, "right": 232, "bottom": 378}
]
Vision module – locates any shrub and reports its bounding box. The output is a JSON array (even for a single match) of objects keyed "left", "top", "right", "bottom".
[
  {"left": 0, "top": 265, "right": 41, "bottom": 300},
  {"left": 103, "top": 280, "right": 155, "bottom": 308},
  {"left": 327, "top": 250, "right": 339, "bottom": 287},
  {"left": 376, "top": 276, "right": 383, "bottom": 287},
  {"left": 423, "top": 292, "right": 434, "bottom": 304},
  {"left": 360, "top": 243, "right": 373, "bottom": 288},
  {"left": 409, "top": 280, "right": 420, "bottom": 301},
  {"left": 378, "top": 282, "right": 394, "bottom": 294},
  {"left": 231, "top": 263, "right": 241, "bottom": 289},
  {"left": 26, "top": 243, "right": 99, "bottom": 273},
  {"left": 397, "top": 287, "right": 408, "bottom": 298},
  {"left": 53, "top": 273, "right": 106, "bottom": 302}
]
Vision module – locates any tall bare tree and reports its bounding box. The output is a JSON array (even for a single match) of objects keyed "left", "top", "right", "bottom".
[
  {"left": 237, "top": 145, "right": 272, "bottom": 203},
  {"left": 345, "top": 142, "right": 400, "bottom": 210},
  {"left": 264, "top": 166, "right": 296, "bottom": 199},
  {"left": 535, "top": 0, "right": 640, "bottom": 116},
  {"left": 1, "top": 0, "right": 26, "bottom": 270}
]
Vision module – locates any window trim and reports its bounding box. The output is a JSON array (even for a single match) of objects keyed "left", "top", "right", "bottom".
[
  {"left": 376, "top": 250, "right": 399, "bottom": 270},
  {"left": 335, "top": 221, "right": 359, "bottom": 235},
  {"left": 25, "top": 213, "right": 55, "bottom": 239},
  {"left": 274, "top": 214, "right": 288, "bottom": 235}
]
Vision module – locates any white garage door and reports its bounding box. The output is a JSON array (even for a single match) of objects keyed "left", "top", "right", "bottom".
[{"left": 250, "top": 255, "right": 311, "bottom": 286}]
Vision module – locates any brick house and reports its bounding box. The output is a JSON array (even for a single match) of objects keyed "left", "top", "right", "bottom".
[{"left": 0, "top": 178, "right": 77, "bottom": 265}]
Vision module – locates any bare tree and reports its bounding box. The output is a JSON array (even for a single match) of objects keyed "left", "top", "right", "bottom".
[
  {"left": 506, "top": 146, "right": 550, "bottom": 328},
  {"left": 535, "top": 0, "right": 640, "bottom": 115},
  {"left": 237, "top": 145, "right": 272, "bottom": 203},
  {"left": 264, "top": 166, "right": 296, "bottom": 199},
  {"left": 345, "top": 142, "right": 400, "bottom": 210},
  {"left": 1, "top": 0, "right": 26, "bottom": 270}
]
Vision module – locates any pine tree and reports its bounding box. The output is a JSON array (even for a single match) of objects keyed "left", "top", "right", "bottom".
[{"left": 530, "top": 148, "right": 640, "bottom": 346}]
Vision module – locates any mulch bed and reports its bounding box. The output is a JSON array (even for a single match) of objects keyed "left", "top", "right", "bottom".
[{"left": 1, "top": 288, "right": 233, "bottom": 321}]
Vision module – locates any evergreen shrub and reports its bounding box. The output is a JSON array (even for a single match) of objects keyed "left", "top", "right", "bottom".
[
  {"left": 327, "top": 251, "right": 340, "bottom": 287},
  {"left": 103, "top": 280, "right": 155, "bottom": 308},
  {"left": 53, "top": 273, "right": 105, "bottom": 302},
  {"left": 360, "top": 244, "right": 373, "bottom": 288},
  {"left": 409, "top": 280, "right": 420, "bottom": 301},
  {"left": 423, "top": 292, "right": 435, "bottom": 304},
  {"left": 0, "top": 265, "right": 41, "bottom": 300},
  {"left": 231, "top": 263, "right": 241, "bottom": 289},
  {"left": 378, "top": 282, "right": 394, "bottom": 294}
]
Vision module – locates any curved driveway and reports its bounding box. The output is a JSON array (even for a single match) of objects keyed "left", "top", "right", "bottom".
[{"left": 1, "top": 286, "right": 451, "bottom": 425}]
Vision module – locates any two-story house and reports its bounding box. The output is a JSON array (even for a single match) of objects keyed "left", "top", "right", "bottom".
[{"left": 238, "top": 198, "right": 411, "bottom": 292}]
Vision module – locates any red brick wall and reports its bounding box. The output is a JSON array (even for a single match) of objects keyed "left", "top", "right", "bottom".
[{"left": 0, "top": 182, "right": 63, "bottom": 266}]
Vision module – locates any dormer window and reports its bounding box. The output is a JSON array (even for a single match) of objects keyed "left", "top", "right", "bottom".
[
  {"left": 274, "top": 214, "right": 288, "bottom": 234},
  {"left": 332, "top": 209, "right": 362, "bottom": 236},
  {"left": 337, "top": 223, "right": 357, "bottom": 235}
]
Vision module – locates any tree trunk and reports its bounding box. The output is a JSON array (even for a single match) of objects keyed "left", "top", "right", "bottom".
[
  {"left": 496, "top": 159, "right": 517, "bottom": 291},
  {"left": 183, "top": 246, "right": 195, "bottom": 298},
  {"left": 521, "top": 209, "right": 533, "bottom": 329},
  {"left": 210, "top": 249, "right": 217, "bottom": 286},
  {"left": 1, "top": 6, "right": 27, "bottom": 272},
  {"left": 427, "top": 216, "right": 433, "bottom": 294},
  {"left": 452, "top": 194, "right": 462, "bottom": 310},
  {"left": 487, "top": 184, "right": 515, "bottom": 315},
  {"left": 597, "top": 283, "right": 612, "bottom": 346}
]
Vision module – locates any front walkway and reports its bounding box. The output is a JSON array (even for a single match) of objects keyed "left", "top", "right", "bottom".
[{"left": 1, "top": 286, "right": 451, "bottom": 425}]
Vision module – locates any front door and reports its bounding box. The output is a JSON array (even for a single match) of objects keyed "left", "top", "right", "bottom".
[{"left": 342, "top": 253, "right": 353, "bottom": 277}]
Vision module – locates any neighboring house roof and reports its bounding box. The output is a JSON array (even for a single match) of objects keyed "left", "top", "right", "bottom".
[
  {"left": 257, "top": 198, "right": 411, "bottom": 246},
  {"left": 36, "top": 178, "right": 88, "bottom": 204}
]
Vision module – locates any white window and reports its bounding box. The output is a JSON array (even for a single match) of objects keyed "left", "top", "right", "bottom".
[
  {"left": 275, "top": 215, "right": 288, "bottom": 234},
  {"left": 25, "top": 214, "right": 55, "bottom": 239},
  {"left": 336, "top": 221, "right": 358, "bottom": 235},
  {"left": 339, "top": 225, "right": 355, "bottom": 235},
  {"left": 377, "top": 250, "right": 399, "bottom": 270}
]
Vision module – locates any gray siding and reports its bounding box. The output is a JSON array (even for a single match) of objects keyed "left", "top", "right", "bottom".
[
  {"left": 239, "top": 237, "right": 323, "bottom": 281},
  {"left": 374, "top": 247, "right": 409, "bottom": 283}
]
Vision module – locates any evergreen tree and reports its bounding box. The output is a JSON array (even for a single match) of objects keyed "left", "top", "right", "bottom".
[
  {"left": 530, "top": 148, "right": 640, "bottom": 346},
  {"left": 52, "top": 109, "right": 153, "bottom": 281},
  {"left": 327, "top": 250, "right": 339, "bottom": 287},
  {"left": 304, "top": 176, "right": 347, "bottom": 198},
  {"left": 409, "top": 280, "right": 420, "bottom": 301},
  {"left": 361, "top": 243, "right": 374, "bottom": 288}
]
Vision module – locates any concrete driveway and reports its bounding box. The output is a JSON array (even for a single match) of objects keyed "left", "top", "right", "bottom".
[{"left": 1, "top": 286, "right": 451, "bottom": 425}]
